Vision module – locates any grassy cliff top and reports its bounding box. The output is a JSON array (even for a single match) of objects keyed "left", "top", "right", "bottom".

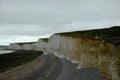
[
  {"left": 13, "top": 38, "right": 49, "bottom": 46},
  {"left": 41, "top": 38, "right": 49, "bottom": 42},
  {"left": 57, "top": 26, "right": 120, "bottom": 44},
  {"left": 16, "top": 42, "right": 36, "bottom": 46}
]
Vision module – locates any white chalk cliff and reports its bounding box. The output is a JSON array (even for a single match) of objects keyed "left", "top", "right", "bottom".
[{"left": 9, "top": 30, "right": 120, "bottom": 80}]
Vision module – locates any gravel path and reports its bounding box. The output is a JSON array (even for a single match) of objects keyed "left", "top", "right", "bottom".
[
  {"left": 20, "top": 54, "right": 61, "bottom": 80},
  {"left": 56, "top": 58, "right": 107, "bottom": 80},
  {"left": 0, "top": 53, "right": 108, "bottom": 80},
  {"left": 21, "top": 53, "right": 108, "bottom": 80}
]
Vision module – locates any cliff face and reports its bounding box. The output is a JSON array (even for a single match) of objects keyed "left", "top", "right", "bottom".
[
  {"left": 9, "top": 43, "right": 22, "bottom": 49},
  {"left": 9, "top": 34, "right": 120, "bottom": 80},
  {"left": 9, "top": 39, "right": 49, "bottom": 51},
  {"left": 9, "top": 27, "right": 120, "bottom": 80},
  {"left": 49, "top": 34, "right": 120, "bottom": 80}
]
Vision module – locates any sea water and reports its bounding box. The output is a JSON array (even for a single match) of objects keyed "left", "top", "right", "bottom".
[{"left": 0, "top": 49, "right": 14, "bottom": 54}]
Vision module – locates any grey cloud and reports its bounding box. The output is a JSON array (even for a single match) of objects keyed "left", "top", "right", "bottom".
[
  {"left": 0, "top": 24, "right": 53, "bottom": 36},
  {"left": 0, "top": 0, "right": 120, "bottom": 45},
  {"left": 0, "top": 0, "right": 120, "bottom": 24}
]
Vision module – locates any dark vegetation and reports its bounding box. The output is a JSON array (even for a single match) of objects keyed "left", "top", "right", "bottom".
[
  {"left": 0, "top": 50, "right": 43, "bottom": 73},
  {"left": 41, "top": 38, "right": 49, "bottom": 42},
  {"left": 57, "top": 26, "right": 120, "bottom": 44},
  {"left": 16, "top": 42, "right": 36, "bottom": 46}
]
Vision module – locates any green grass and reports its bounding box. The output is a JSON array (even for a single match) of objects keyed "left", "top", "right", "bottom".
[
  {"left": 16, "top": 42, "right": 36, "bottom": 46},
  {"left": 41, "top": 38, "right": 49, "bottom": 42},
  {"left": 57, "top": 26, "right": 120, "bottom": 44},
  {"left": 0, "top": 50, "right": 43, "bottom": 73}
]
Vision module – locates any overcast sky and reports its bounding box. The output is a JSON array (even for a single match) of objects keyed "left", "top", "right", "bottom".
[{"left": 0, "top": 0, "right": 120, "bottom": 45}]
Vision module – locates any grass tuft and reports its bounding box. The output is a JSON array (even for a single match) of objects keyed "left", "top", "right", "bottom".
[{"left": 41, "top": 38, "right": 49, "bottom": 42}]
